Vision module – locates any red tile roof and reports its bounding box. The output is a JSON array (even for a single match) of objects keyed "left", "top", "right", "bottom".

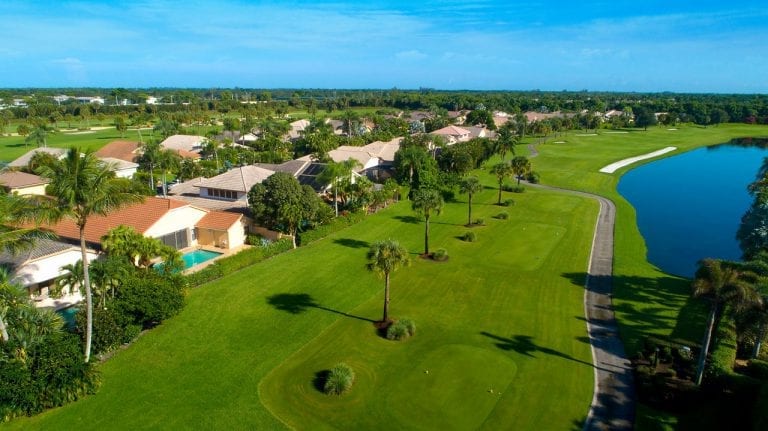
[
  {"left": 48, "top": 197, "right": 188, "bottom": 244},
  {"left": 94, "top": 140, "right": 141, "bottom": 162},
  {"left": 196, "top": 211, "right": 242, "bottom": 231}
]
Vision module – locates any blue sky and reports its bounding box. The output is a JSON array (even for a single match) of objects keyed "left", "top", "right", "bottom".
[{"left": 2, "top": 0, "right": 767, "bottom": 92}]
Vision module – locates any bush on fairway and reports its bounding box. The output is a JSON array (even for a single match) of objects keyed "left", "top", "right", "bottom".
[
  {"left": 526, "top": 171, "right": 540, "bottom": 184},
  {"left": 494, "top": 211, "right": 509, "bottom": 220},
  {"left": 324, "top": 363, "right": 355, "bottom": 395},
  {"left": 387, "top": 318, "right": 416, "bottom": 340},
  {"left": 500, "top": 198, "right": 515, "bottom": 207},
  {"left": 502, "top": 184, "right": 525, "bottom": 193},
  {"left": 463, "top": 231, "right": 477, "bottom": 242},
  {"left": 432, "top": 248, "right": 449, "bottom": 261},
  {"left": 473, "top": 218, "right": 485, "bottom": 226}
]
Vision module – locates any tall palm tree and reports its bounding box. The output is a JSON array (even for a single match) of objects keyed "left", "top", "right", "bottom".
[
  {"left": 37, "top": 147, "right": 144, "bottom": 363},
  {"left": 318, "top": 158, "right": 361, "bottom": 216},
  {"left": 411, "top": 187, "right": 444, "bottom": 256},
  {"left": 691, "top": 258, "right": 761, "bottom": 384},
  {"left": 459, "top": 176, "right": 483, "bottom": 226},
  {"left": 139, "top": 140, "right": 162, "bottom": 192},
  {"left": 495, "top": 124, "right": 518, "bottom": 160},
  {"left": 157, "top": 149, "right": 181, "bottom": 198},
  {"left": 25, "top": 124, "right": 50, "bottom": 148},
  {"left": 367, "top": 239, "right": 410, "bottom": 323},
  {"left": 510, "top": 156, "right": 532, "bottom": 185},
  {"left": 491, "top": 161, "right": 513, "bottom": 205}
]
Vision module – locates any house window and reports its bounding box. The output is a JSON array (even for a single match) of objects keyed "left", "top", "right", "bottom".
[
  {"left": 158, "top": 229, "right": 189, "bottom": 249},
  {"left": 205, "top": 188, "right": 237, "bottom": 200}
]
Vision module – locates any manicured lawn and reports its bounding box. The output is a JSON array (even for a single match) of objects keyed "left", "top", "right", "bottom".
[
  {"left": 4, "top": 183, "right": 596, "bottom": 430},
  {"left": 0, "top": 126, "right": 128, "bottom": 164}
]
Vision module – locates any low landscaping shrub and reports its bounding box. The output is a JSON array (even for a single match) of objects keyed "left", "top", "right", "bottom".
[
  {"left": 499, "top": 198, "right": 515, "bottom": 207},
  {"left": 494, "top": 212, "right": 509, "bottom": 220},
  {"left": 432, "top": 248, "right": 449, "bottom": 261},
  {"left": 707, "top": 319, "right": 738, "bottom": 380},
  {"left": 387, "top": 318, "right": 416, "bottom": 341},
  {"left": 297, "top": 211, "right": 366, "bottom": 246},
  {"left": 503, "top": 184, "right": 526, "bottom": 193},
  {"left": 324, "top": 363, "right": 355, "bottom": 395},
  {"left": 746, "top": 360, "right": 768, "bottom": 381},
  {"left": 185, "top": 239, "right": 293, "bottom": 288},
  {"left": 473, "top": 218, "right": 484, "bottom": 226},
  {"left": 526, "top": 171, "right": 540, "bottom": 184},
  {"left": 463, "top": 231, "right": 477, "bottom": 242}
]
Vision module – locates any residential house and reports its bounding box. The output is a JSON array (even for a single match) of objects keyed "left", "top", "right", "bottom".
[
  {"left": 464, "top": 126, "right": 493, "bottom": 140},
  {"left": 430, "top": 125, "right": 472, "bottom": 145},
  {"left": 7, "top": 147, "right": 67, "bottom": 168},
  {"left": 0, "top": 238, "right": 98, "bottom": 308},
  {"left": 160, "top": 134, "right": 206, "bottom": 159},
  {"left": 298, "top": 137, "right": 402, "bottom": 182},
  {"left": 94, "top": 140, "right": 141, "bottom": 163},
  {"left": 287, "top": 119, "right": 310, "bottom": 141},
  {"left": 0, "top": 171, "right": 49, "bottom": 195},
  {"left": 99, "top": 157, "right": 139, "bottom": 179}
]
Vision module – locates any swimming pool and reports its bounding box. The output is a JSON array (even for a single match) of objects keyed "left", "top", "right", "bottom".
[
  {"left": 182, "top": 249, "right": 223, "bottom": 268},
  {"left": 57, "top": 306, "right": 78, "bottom": 330},
  {"left": 156, "top": 249, "right": 223, "bottom": 272}
]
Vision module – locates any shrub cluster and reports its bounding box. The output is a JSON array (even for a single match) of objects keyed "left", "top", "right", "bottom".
[
  {"left": 473, "top": 218, "right": 484, "bottom": 226},
  {"left": 324, "top": 363, "right": 355, "bottom": 395},
  {"left": 463, "top": 231, "right": 477, "bottom": 242},
  {"left": 387, "top": 318, "right": 416, "bottom": 341},
  {"left": 500, "top": 198, "right": 515, "bottom": 207},
  {"left": 526, "top": 171, "right": 540, "bottom": 184},
  {"left": 0, "top": 332, "right": 100, "bottom": 421},
  {"left": 432, "top": 248, "right": 449, "bottom": 261},
  {"left": 502, "top": 184, "right": 526, "bottom": 193},
  {"left": 494, "top": 212, "right": 509, "bottom": 220}
]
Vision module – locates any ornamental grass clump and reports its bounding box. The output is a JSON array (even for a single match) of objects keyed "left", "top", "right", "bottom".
[
  {"left": 387, "top": 318, "right": 416, "bottom": 341},
  {"left": 323, "top": 363, "right": 355, "bottom": 395}
]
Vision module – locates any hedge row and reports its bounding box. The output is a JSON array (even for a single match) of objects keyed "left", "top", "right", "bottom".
[
  {"left": 185, "top": 239, "right": 293, "bottom": 287},
  {"left": 297, "top": 211, "right": 366, "bottom": 246},
  {"left": 707, "top": 318, "right": 738, "bottom": 380}
]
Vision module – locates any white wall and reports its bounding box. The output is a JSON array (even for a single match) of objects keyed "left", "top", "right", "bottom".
[
  {"left": 12, "top": 249, "right": 99, "bottom": 287},
  {"left": 145, "top": 205, "right": 207, "bottom": 239}
]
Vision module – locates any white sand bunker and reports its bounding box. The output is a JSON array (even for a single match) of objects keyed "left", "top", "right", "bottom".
[
  {"left": 605, "top": 131, "right": 629, "bottom": 134},
  {"left": 576, "top": 133, "right": 598, "bottom": 136},
  {"left": 599, "top": 147, "right": 677, "bottom": 174},
  {"left": 65, "top": 131, "right": 96, "bottom": 135},
  {"left": 667, "top": 128, "right": 678, "bottom": 131},
  {"left": 553, "top": 141, "right": 566, "bottom": 144}
]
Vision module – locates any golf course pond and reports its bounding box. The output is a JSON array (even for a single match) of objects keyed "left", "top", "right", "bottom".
[{"left": 618, "top": 138, "right": 768, "bottom": 277}]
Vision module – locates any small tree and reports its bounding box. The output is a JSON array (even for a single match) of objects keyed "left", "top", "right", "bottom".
[
  {"left": 411, "top": 188, "right": 444, "bottom": 256},
  {"left": 510, "top": 156, "right": 532, "bottom": 186},
  {"left": 367, "top": 239, "right": 410, "bottom": 323},
  {"left": 459, "top": 176, "right": 483, "bottom": 226},
  {"left": 491, "top": 162, "right": 513, "bottom": 205}
]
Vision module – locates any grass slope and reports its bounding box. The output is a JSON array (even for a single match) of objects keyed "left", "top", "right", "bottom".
[{"left": 4, "top": 184, "right": 596, "bottom": 430}]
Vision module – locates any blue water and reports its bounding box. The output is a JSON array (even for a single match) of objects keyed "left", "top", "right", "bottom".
[
  {"left": 182, "top": 249, "right": 223, "bottom": 268},
  {"left": 57, "top": 306, "right": 78, "bottom": 330},
  {"left": 618, "top": 142, "right": 768, "bottom": 277},
  {"left": 156, "top": 249, "right": 223, "bottom": 272}
]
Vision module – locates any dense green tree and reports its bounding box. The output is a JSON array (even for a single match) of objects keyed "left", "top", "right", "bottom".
[
  {"left": 634, "top": 108, "right": 658, "bottom": 130},
  {"left": 366, "top": 239, "right": 410, "bottom": 323},
  {"left": 36, "top": 148, "right": 144, "bottom": 363},
  {"left": 248, "top": 172, "right": 325, "bottom": 248},
  {"left": 318, "top": 158, "right": 361, "bottom": 216},
  {"left": 411, "top": 187, "right": 444, "bottom": 255}
]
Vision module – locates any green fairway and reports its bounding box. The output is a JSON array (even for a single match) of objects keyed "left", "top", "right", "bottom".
[
  {"left": 3, "top": 182, "right": 596, "bottom": 430},
  {"left": 0, "top": 126, "right": 131, "bottom": 164}
]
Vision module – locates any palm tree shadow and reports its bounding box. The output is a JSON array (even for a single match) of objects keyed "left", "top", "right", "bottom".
[
  {"left": 393, "top": 215, "right": 420, "bottom": 224},
  {"left": 267, "top": 293, "right": 374, "bottom": 323},
  {"left": 480, "top": 331, "right": 609, "bottom": 371},
  {"left": 333, "top": 238, "right": 370, "bottom": 249}
]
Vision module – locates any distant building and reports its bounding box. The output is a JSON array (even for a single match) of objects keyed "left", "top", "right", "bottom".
[{"left": 0, "top": 171, "right": 49, "bottom": 195}]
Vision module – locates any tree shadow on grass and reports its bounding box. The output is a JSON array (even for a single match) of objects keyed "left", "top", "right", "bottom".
[
  {"left": 332, "top": 238, "right": 370, "bottom": 249},
  {"left": 480, "top": 331, "right": 609, "bottom": 371},
  {"left": 313, "top": 370, "right": 329, "bottom": 393},
  {"left": 266, "top": 293, "right": 374, "bottom": 323},
  {"left": 393, "top": 215, "right": 420, "bottom": 224},
  {"left": 561, "top": 272, "right": 707, "bottom": 354}
]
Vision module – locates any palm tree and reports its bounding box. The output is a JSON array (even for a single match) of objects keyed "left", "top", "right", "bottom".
[
  {"left": 491, "top": 161, "right": 513, "bottom": 205},
  {"left": 25, "top": 124, "right": 50, "bottom": 148},
  {"left": 411, "top": 187, "right": 444, "bottom": 255},
  {"left": 691, "top": 258, "right": 761, "bottom": 384},
  {"left": 56, "top": 260, "right": 85, "bottom": 298},
  {"left": 157, "top": 149, "right": 181, "bottom": 198},
  {"left": 367, "top": 239, "right": 410, "bottom": 323},
  {"left": 459, "top": 176, "right": 483, "bottom": 226},
  {"left": 37, "top": 147, "right": 144, "bottom": 363},
  {"left": 0, "top": 193, "right": 54, "bottom": 256},
  {"left": 495, "top": 124, "right": 518, "bottom": 160},
  {"left": 510, "top": 156, "right": 532, "bottom": 185},
  {"left": 139, "top": 140, "right": 162, "bottom": 192},
  {"left": 318, "top": 158, "right": 361, "bottom": 216}
]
